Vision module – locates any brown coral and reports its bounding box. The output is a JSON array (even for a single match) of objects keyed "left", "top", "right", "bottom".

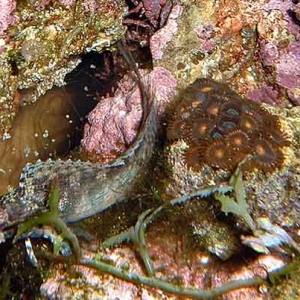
[
  {"left": 167, "top": 79, "right": 290, "bottom": 173},
  {"left": 247, "top": 138, "right": 285, "bottom": 172},
  {"left": 226, "top": 129, "right": 250, "bottom": 150},
  {"left": 239, "top": 113, "right": 260, "bottom": 133},
  {"left": 205, "top": 140, "right": 231, "bottom": 169},
  {"left": 201, "top": 96, "right": 223, "bottom": 117},
  {"left": 188, "top": 117, "right": 215, "bottom": 143},
  {"left": 167, "top": 115, "right": 187, "bottom": 141},
  {"left": 185, "top": 146, "right": 202, "bottom": 171}
]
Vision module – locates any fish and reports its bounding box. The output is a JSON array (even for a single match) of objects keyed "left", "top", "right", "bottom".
[
  {"left": 0, "top": 85, "right": 94, "bottom": 196},
  {"left": 0, "top": 42, "right": 157, "bottom": 234}
]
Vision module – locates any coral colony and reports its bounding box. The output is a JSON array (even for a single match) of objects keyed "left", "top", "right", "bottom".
[{"left": 167, "top": 79, "right": 290, "bottom": 172}]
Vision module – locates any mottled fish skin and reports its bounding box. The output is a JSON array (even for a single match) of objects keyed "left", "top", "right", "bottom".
[{"left": 0, "top": 68, "right": 157, "bottom": 230}]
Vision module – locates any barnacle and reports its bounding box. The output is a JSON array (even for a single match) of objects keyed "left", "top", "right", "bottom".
[{"left": 167, "top": 79, "right": 289, "bottom": 173}]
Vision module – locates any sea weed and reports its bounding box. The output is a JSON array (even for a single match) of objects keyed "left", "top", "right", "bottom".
[
  {"left": 8, "top": 166, "right": 300, "bottom": 299},
  {"left": 14, "top": 177, "right": 81, "bottom": 261}
]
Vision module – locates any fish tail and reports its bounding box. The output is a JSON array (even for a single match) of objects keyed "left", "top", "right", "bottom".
[
  {"left": 112, "top": 40, "right": 156, "bottom": 165},
  {"left": 117, "top": 40, "right": 152, "bottom": 113}
]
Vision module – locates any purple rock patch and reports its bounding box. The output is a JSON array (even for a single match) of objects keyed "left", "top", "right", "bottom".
[
  {"left": 277, "top": 42, "right": 300, "bottom": 89},
  {"left": 247, "top": 85, "right": 282, "bottom": 106},
  {"left": 260, "top": 41, "right": 279, "bottom": 66}
]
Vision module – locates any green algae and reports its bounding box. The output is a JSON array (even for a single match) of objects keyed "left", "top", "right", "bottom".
[
  {"left": 82, "top": 257, "right": 264, "bottom": 300},
  {"left": 215, "top": 160, "right": 256, "bottom": 231},
  {"left": 102, "top": 183, "right": 233, "bottom": 275},
  {"left": 15, "top": 178, "right": 81, "bottom": 261}
]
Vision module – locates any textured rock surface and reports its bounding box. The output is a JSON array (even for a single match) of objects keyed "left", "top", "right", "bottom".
[
  {"left": 0, "top": 0, "right": 127, "bottom": 137},
  {"left": 1, "top": 1, "right": 300, "bottom": 300}
]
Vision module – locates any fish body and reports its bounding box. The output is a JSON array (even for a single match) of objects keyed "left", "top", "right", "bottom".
[
  {"left": 0, "top": 59, "right": 156, "bottom": 231},
  {"left": 0, "top": 85, "right": 95, "bottom": 196}
]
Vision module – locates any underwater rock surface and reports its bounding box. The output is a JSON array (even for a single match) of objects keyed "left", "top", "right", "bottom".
[
  {"left": 0, "top": 0, "right": 126, "bottom": 137},
  {"left": 1, "top": 1, "right": 300, "bottom": 300}
]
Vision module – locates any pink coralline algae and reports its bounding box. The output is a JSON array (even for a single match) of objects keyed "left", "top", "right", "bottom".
[
  {"left": 40, "top": 248, "right": 145, "bottom": 299},
  {"left": 150, "top": 5, "right": 183, "bottom": 60},
  {"left": 260, "top": 41, "right": 279, "bottom": 67},
  {"left": 33, "top": 0, "right": 51, "bottom": 9},
  {"left": 81, "top": 74, "right": 143, "bottom": 162},
  {"left": 0, "top": 0, "right": 16, "bottom": 36},
  {"left": 81, "top": 67, "right": 177, "bottom": 163},
  {"left": 277, "top": 42, "right": 300, "bottom": 89},
  {"left": 39, "top": 224, "right": 289, "bottom": 299},
  {"left": 82, "top": 0, "right": 99, "bottom": 13},
  {"left": 263, "top": 0, "right": 300, "bottom": 40},
  {"left": 257, "top": 1, "right": 300, "bottom": 106},
  {"left": 195, "top": 24, "right": 216, "bottom": 53},
  {"left": 58, "top": 0, "right": 76, "bottom": 7},
  {"left": 247, "top": 85, "right": 282, "bottom": 107},
  {"left": 194, "top": 24, "right": 215, "bottom": 40}
]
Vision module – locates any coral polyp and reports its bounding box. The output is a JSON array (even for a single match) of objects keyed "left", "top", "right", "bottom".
[
  {"left": 248, "top": 138, "right": 285, "bottom": 172},
  {"left": 188, "top": 118, "right": 214, "bottom": 143},
  {"left": 202, "top": 97, "right": 223, "bottom": 117},
  {"left": 226, "top": 130, "right": 250, "bottom": 150},
  {"left": 239, "top": 114, "right": 260, "bottom": 133},
  {"left": 167, "top": 116, "right": 187, "bottom": 141},
  {"left": 205, "top": 140, "right": 231, "bottom": 169},
  {"left": 185, "top": 146, "right": 202, "bottom": 171},
  {"left": 167, "top": 79, "right": 289, "bottom": 172},
  {"left": 221, "top": 102, "right": 242, "bottom": 117}
]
